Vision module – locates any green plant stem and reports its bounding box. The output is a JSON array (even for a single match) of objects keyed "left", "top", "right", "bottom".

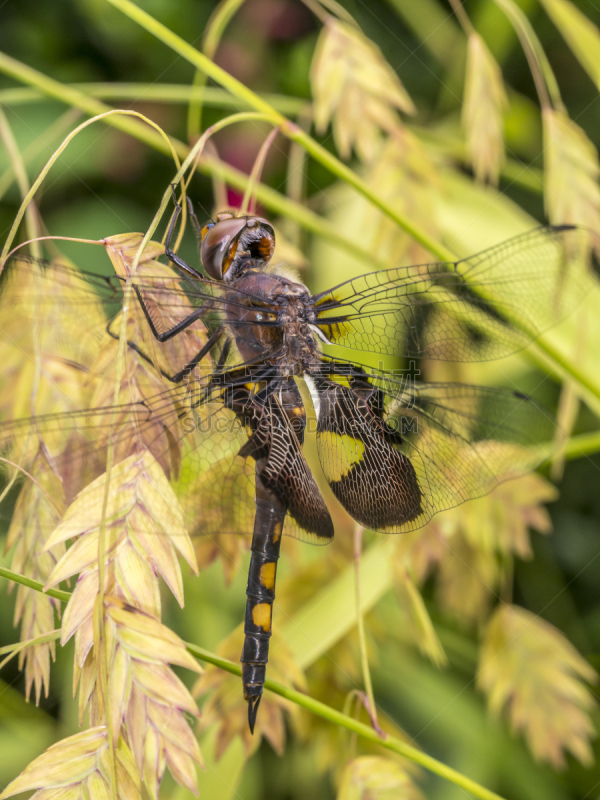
[
  {"left": 189, "top": 0, "right": 246, "bottom": 140},
  {"left": 0, "top": 83, "right": 306, "bottom": 115},
  {"left": 0, "top": 565, "right": 504, "bottom": 800},
  {"left": 0, "top": 107, "right": 81, "bottom": 202},
  {"left": 0, "top": 52, "right": 383, "bottom": 272},
  {"left": 557, "top": 428, "right": 600, "bottom": 461},
  {"left": 0, "top": 106, "right": 41, "bottom": 258},
  {"left": 354, "top": 526, "right": 377, "bottom": 723},
  {"left": 494, "top": 0, "right": 562, "bottom": 111},
  {"left": 105, "top": 0, "right": 455, "bottom": 262},
  {"left": 0, "top": 630, "right": 61, "bottom": 671},
  {"left": 187, "top": 643, "right": 506, "bottom": 800},
  {"left": 0, "top": 79, "right": 544, "bottom": 197},
  {"left": 0, "top": 567, "right": 70, "bottom": 602},
  {"left": 0, "top": 48, "right": 598, "bottom": 404}
]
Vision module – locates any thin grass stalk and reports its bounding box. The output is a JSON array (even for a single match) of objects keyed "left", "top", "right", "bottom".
[
  {"left": 448, "top": 0, "right": 475, "bottom": 35},
  {"left": 204, "top": 140, "right": 228, "bottom": 209},
  {"left": 189, "top": 645, "right": 506, "bottom": 800},
  {"left": 0, "top": 630, "right": 62, "bottom": 668},
  {"left": 240, "top": 125, "right": 280, "bottom": 215},
  {"left": 105, "top": 0, "right": 456, "bottom": 262},
  {"left": 305, "top": 0, "right": 357, "bottom": 24},
  {"left": 0, "top": 83, "right": 306, "bottom": 115},
  {"left": 0, "top": 107, "right": 81, "bottom": 201},
  {"left": 353, "top": 526, "right": 378, "bottom": 729},
  {"left": 284, "top": 104, "right": 312, "bottom": 247},
  {"left": 0, "top": 106, "right": 42, "bottom": 259},
  {"left": 0, "top": 51, "right": 392, "bottom": 270},
  {"left": 0, "top": 568, "right": 70, "bottom": 602},
  {"left": 0, "top": 458, "right": 62, "bottom": 516},
  {"left": 298, "top": 0, "right": 328, "bottom": 23},
  {"left": 493, "top": 0, "right": 562, "bottom": 110},
  {"left": 0, "top": 109, "right": 179, "bottom": 263},
  {"left": 188, "top": 0, "right": 246, "bottom": 141}
]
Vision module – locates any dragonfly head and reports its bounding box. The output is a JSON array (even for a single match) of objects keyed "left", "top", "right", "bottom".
[{"left": 200, "top": 212, "right": 275, "bottom": 281}]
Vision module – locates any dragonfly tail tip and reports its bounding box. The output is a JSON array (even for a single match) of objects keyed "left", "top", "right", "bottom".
[{"left": 247, "top": 695, "right": 262, "bottom": 734}]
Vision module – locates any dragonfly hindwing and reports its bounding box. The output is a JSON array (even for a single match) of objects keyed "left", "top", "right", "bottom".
[{"left": 312, "top": 375, "right": 422, "bottom": 530}]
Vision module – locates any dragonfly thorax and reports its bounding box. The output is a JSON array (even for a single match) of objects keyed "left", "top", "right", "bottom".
[{"left": 225, "top": 271, "right": 321, "bottom": 376}]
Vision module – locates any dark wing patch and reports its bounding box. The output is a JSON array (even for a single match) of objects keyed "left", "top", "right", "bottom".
[
  {"left": 309, "top": 365, "right": 552, "bottom": 533},
  {"left": 314, "top": 380, "right": 422, "bottom": 530}
]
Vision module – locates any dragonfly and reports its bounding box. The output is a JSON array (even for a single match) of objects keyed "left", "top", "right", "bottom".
[{"left": 0, "top": 200, "right": 591, "bottom": 732}]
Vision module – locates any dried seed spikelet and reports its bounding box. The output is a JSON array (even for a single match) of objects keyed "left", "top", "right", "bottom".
[
  {"left": 544, "top": 109, "right": 600, "bottom": 242},
  {"left": 90, "top": 234, "right": 211, "bottom": 480},
  {"left": 0, "top": 255, "right": 106, "bottom": 703},
  {"left": 478, "top": 604, "right": 598, "bottom": 767},
  {"left": 0, "top": 254, "right": 105, "bottom": 426},
  {"left": 182, "top": 454, "right": 254, "bottom": 584},
  {"left": 0, "top": 726, "right": 140, "bottom": 800},
  {"left": 104, "top": 233, "right": 209, "bottom": 381},
  {"left": 44, "top": 451, "right": 198, "bottom": 670},
  {"left": 103, "top": 597, "right": 203, "bottom": 798},
  {"left": 393, "top": 472, "right": 555, "bottom": 625},
  {"left": 365, "top": 135, "right": 440, "bottom": 265},
  {"left": 4, "top": 456, "right": 64, "bottom": 703},
  {"left": 337, "top": 756, "right": 423, "bottom": 800},
  {"left": 463, "top": 33, "right": 508, "bottom": 185},
  {"left": 194, "top": 625, "right": 305, "bottom": 759},
  {"left": 393, "top": 568, "right": 447, "bottom": 668},
  {"left": 311, "top": 18, "right": 415, "bottom": 162}
]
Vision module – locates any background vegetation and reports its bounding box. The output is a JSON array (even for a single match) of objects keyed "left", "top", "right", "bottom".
[{"left": 1, "top": 0, "right": 600, "bottom": 799}]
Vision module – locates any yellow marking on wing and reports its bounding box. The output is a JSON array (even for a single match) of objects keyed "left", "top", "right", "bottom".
[
  {"left": 260, "top": 562, "right": 276, "bottom": 591},
  {"left": 272, "top": 521, "right": 283, "bottom": 543},
  {"left": 319, "top": 432, "right": 365, "bottom": 482},
  {"left": 291, "top": 406, "right": 305, "bottom": 416},
  {"left": 314, "top": 292, "right": 339, "bottom": 307},
  {"left": 252, "top": 603, "right": 272, "bottom": 632},
  {"left": 245, "top": 381, "right": 266, "bottom": 394},
  {"left": 319, "top": 320, "right": 355, "bottom": 341},
  {"left": 329, "top": 375, "right": 350, "bottom": 387}
]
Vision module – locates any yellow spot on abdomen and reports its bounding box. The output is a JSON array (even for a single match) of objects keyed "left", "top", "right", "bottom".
[
  {"left": 260, "top": 562, "right": 276, "bottom": 591},
  {"left": 252, "top": 603, "right": 272, "bottom": 632},
  {"left": 272, "top": 521, "right": 283, "bottom": 543}
]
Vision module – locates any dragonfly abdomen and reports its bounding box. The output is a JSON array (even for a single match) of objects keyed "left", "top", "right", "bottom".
[{"left": 241, "top": 465, "right": 286, "bottom": 733}]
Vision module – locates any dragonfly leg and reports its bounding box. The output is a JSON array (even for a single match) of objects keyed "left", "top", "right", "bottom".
[
  {"left": 164, "top": 187, "right": 205, "bottom": 281},
  {"left": 186, "top": 196, "right": 203, "bottom": 240},
  {"left": 132, "top": 283, "right": 212, "bottom": 343},
  {"left": 105, "top": 322, "right": 224, "bottom": 384},
  {"left": 241, "top": 464, "right": 286, "bottom": 734}
]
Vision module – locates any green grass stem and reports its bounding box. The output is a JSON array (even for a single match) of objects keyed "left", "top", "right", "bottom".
[
  {"left": 0, "top": 565, "right": 507, "bottom": 800},
  {"left": 105, "top": 0, "right": 456, "bottom": 262}
]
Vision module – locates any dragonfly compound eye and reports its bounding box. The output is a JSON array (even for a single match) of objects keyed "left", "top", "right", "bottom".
[
  {"left": 201, "top": 216, "right": 275, "bottom": 281},
  {"left": 201, "top": 217, "right": 247, "bottom": 280}
]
